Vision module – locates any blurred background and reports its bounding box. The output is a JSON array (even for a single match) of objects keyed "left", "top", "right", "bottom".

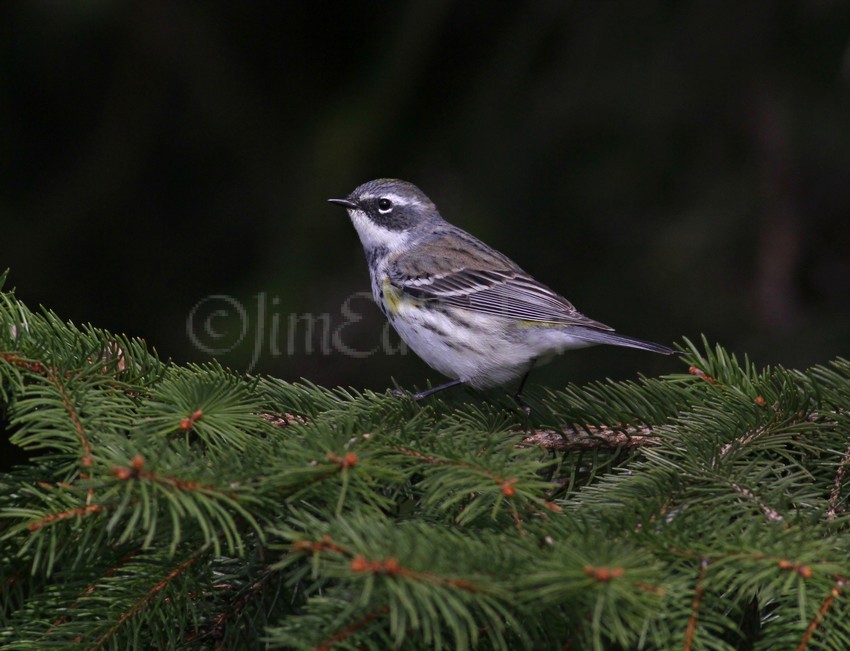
[{"left": 2, "top": 1, "right": 849, "bottom": 393}]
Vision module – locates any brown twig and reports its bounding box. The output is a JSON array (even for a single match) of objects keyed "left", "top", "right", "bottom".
[
  {"left": 258, "top": 412, "right": 309, "bottom": 427},
  {"left": 349, "top": 554, "right": 484, "bottom": 593},
  {"left": 90, "top": 549, "right": 206, "bottom": 650},
  {"left": 683, "top": 558, "right": 709, "bottom": 651},
  {"left": 520, "top": 424, "right": 663, "bottom": 450},
  {"left": 185, "top": 565, "right": 277, "bottom": 645},
  {"left": 45, "top": 366, "right": 94, "bottom": 467},
  {"left": 47, "top": 550, "right": 140, "bottom": 633},
  {"left": 258, "top": 409, "right": 664, "bottom": 451},
  {"left": 727, "top": 481, "right": 784, "bottom": 523},
  {"left": 827, "top": 441, "right": 850, "bottom": 521},
  {"left": 313, "top": 606, "right": 390, "bottom": 651},
  {"left": 795, "top": 576, "right": 850, "bottom": 651},
  {"left": 26, "top": 503, "right": 112, "bottom": 532},
  {"left": 689, "top": 366, "right": 718, "bottom": 384},
  {"left": 109, "top": 455, "right": 231, "bottom": 495}
]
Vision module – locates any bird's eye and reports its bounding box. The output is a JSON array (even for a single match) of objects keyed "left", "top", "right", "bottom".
[{"left": 377, "top": 198, "right": 393, "bottom": 213}]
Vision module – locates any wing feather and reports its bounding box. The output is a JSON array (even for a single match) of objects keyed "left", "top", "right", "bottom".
[{"left": 388, "top": 232, "right": 612, "bottom": 330}]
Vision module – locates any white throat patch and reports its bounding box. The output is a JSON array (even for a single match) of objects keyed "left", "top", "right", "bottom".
[{"left": 348, "top": 209, "right": 411, "bottom": 251}]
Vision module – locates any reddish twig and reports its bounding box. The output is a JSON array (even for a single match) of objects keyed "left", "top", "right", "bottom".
[
  {"left": 90, "top": 549, "right": 205, "bottom": 650},
  {"left": 583, "top": 565, "right": 625, "bottom": 582},
  {"left": 109, "top": 455, "right": 230, "bottom": 495},
  {"left": 689, "top": 366, "right": 718, "bottom": 384},
  {"left": 179, "top": 409, "right": 204, "bottom": 431},
  {"left": 47, "top": 550, "right": 140, "bottom": 632},
  {"left": 0, "top": 352, "right": 49, "bottom": 375},
  {"left": 45, "top": 366, "right": 94, "bottom": 467},
  {"left": 292, "top": 534, "right": 350, "bottom": 556},
  {"left": 795, "top": 576, "right": 850, "bottom": 651},
  {"left": 777, "top": 559, "right": 812, "bottom": 579},
  {"left": 683, "top": 558, "right": 709, "bottom": 651},
  {"left": 26, "top": 503, "right": 111, "bottom": 532},
  {"left": 313, "top": 606, "right": 390, "bottom": 651},
  {"left": 185, "top": 565, "right": 277, "bottom": 645},
  {"left": 390, "top": 445, "right": 519, "bottom": 496},
  {"left": 294, "top": 536, "right": 486, "bottom": 593},
  {"left": 349, "top": 554, "right": 484, "bottom": 593}
]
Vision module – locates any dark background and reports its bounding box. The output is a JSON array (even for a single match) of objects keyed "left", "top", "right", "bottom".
[{"left": 2, "top": 1, "right": 849, "bottom": 393}]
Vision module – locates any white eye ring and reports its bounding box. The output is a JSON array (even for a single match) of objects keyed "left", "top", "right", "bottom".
[{"left": 377, "top": 198, "right": 393, "bottom": 213}]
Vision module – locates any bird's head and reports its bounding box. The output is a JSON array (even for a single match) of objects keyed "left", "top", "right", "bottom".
[{"left": 329, "top": 178, "right": 441, "bottom": 252}]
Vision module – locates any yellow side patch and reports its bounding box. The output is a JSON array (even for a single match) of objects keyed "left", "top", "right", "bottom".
[{"left": 382, "top": 277, "right": 405, "bottom": 315}]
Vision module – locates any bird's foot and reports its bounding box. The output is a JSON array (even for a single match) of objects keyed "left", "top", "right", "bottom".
[{"left": 514, "top": 393, "right": 532, "bottom": 416}]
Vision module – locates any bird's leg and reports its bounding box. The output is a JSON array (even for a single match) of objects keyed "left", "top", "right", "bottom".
[
  {"left": 513, "top": 360, "right": 537, "bottom": 414},
  {"left": 411, "top": 379, "right": 465, "bottom": 401}
]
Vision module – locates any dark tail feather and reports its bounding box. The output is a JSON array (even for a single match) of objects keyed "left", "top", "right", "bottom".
[{"left": 571, "top": 327, "right": 677, "bottom": 355}]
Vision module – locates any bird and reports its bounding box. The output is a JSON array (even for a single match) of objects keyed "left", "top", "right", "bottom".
[{"left": 328, "top": 178, "right": 675, "bottom": 403}]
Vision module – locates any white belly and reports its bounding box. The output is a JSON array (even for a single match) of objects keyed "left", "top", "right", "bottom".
[{"left": 387, "top": 300, "right": 594, "bottom": 388}]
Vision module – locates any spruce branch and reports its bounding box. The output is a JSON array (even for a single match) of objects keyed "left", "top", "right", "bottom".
[
  {"left": 520, "top": 423, "right": 662, "bottom": 450},
  {"left": 4, "top": 284, "right": 850, "bottom": 649},
  {"left": 88, "top": 547, "right": 207, "bottom": 651},
  {"left": 727, "top": 480, "right": 784, "bottom": 523},
  {"left": 683, "top": 558, "right": 709, "bottom": 651},
  {"left": 796, "top": 576, "right": 850, "bottom": 651},
  {"left": 260, "top": 408, "right": 666, "bottom": 451},
  {"left": 313, "top": 605, "right": 391, "bottom": 651},
  {"left": 827, "top": 440, "right": 850, "bottom": 521}
]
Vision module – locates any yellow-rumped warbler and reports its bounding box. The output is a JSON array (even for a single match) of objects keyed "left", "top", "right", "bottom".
[{"left": 329, "top": 178, "right": 675, "bottom": 401}]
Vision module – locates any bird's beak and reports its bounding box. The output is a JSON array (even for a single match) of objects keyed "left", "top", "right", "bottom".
[{"left": 327, "top": 198, "right": 358, "bottom": 209}]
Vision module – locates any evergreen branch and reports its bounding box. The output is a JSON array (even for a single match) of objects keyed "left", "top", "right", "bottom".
[
  {"left": 23, "top": 503, "right": 112, "bottom": 532},
  {"left": 0, "top": 481, "right": 118, "bottom": 575},
  {"left": 0, "top": 351, "right": 95, "bottom": 464},
  {"left": 348, "top": 554, "right": 487, "bottom": 593},
  {"left": 102, "top": 451, "right": 265, "bottom": 556},
  {"left": 0, "top": 353, "right": 50, "bottom": 376},
  {"left": 688, "top": 365, "right": 718, "bottom": 385},
  {"left": 45, "top": 550, "right": 139, "bottom": 634},
  {"left": 184, "top": 563, "right": 277, "bottom": 646},
  {"left": 109, "top": 454, "right": 228, "bottom": 494},
  {"left": 292, "top": 530, "right": 501, "bottom": 595},
  {"left": 313, "top": 606, "right": 390, "bottom": 651},
  {"left": 683, "top": 558, "right": 709, "bottom": 651},
  {"left": 5, "top": 284, "right": 850, "bottom": 649},
  {"left": 136, "top": 366, "right": 269, "bottom": 453},
  {"left": 44, "top": 365, "right": 93, "bottom": 466},
  {"left": 260, "top": 407, "right": 665, "bottom": 451},
  {"left": 827, "top": 441, "right": 850, "bottom": 521},
  {"left": 796, "top": 576, "right": 850, "bottom": 651},
  {"left": 89, "top": 547, "right": 207, "bottom": 651},
  {"left": 258, "top": 411, "right": 309, "bottom": 428},
  {"left": 389, "top": 441, "right": 554, "bottom": 530},
  {"left": 273, "top": 518, "right": 525, "bottom": 649},
  {"left": 390, "top": 444, "right": 520, "bottom": 497},
  {"left": 291, "top": 533, "right": 351, "bottom": 557},
  {"left": 726, "top": 480, "right": 784, "bottom": 522},
  {"left": 520, "top": 424, "right": 662, "bottom": 450}
]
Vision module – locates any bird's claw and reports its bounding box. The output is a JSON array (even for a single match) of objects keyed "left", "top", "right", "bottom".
[{"left": 514, "top": 394, "right": 532, "bottom": 416}]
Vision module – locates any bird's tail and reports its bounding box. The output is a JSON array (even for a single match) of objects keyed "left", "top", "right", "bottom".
[{"left": 570, "top": 326, "right": 677, "bottom": 355}]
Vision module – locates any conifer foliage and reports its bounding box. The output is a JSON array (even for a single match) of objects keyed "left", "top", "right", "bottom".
[{"left": 1, "top": 271, "right": 849, "bottom": 650}]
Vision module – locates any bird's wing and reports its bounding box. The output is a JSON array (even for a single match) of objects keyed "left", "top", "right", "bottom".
[{"left": 387, "top": 233, "right": 613, "bottom": 329}]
